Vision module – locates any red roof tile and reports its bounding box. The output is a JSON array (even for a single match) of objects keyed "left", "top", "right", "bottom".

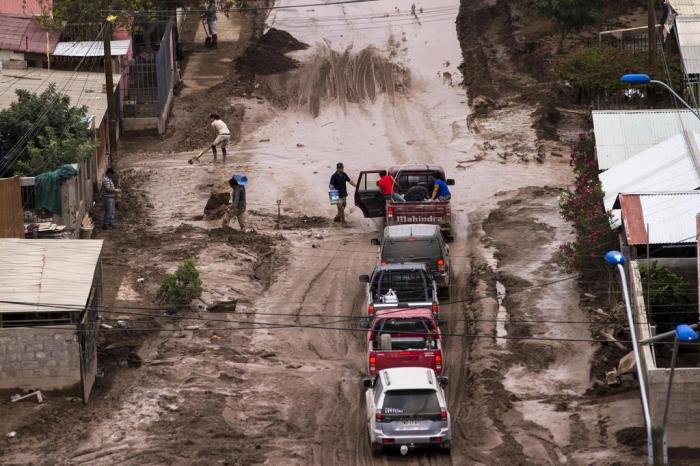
[{"left": 0, "top": 14, "right": 59, "bottom": 54}]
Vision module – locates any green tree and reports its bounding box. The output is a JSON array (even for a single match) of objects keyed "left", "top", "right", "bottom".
[
  {"left": 157, "top": 260, "right": 203, "bottom": 309},
  {"left": 0, "top": 84, "right": 95, "bottom": 177},
  {"left": 532, "top": 0, "right": 603, "bottom": 39}
]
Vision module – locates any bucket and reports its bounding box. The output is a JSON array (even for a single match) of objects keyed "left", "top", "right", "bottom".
[
  {"left": 79, "top": 226, "right": 94, "bottom": 239},
  {"left": 329, "top": 189, "right": 340, "bottom": 205}
]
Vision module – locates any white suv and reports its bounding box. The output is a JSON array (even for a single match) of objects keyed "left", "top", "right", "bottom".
[{"left": 363, "top": 367, "right": 451, "bottom": 454}]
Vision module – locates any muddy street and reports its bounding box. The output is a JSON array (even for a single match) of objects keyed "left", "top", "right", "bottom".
[{"left": 1, "top": 1, "right": 647, "bottom": 465}]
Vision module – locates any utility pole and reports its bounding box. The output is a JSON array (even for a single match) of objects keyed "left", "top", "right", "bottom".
[
  {"left": 104, "top": 14, "right": 118, "bottom": 166},
  {"left": 648, "top": 0, "right": 657, "bottom": 74}
]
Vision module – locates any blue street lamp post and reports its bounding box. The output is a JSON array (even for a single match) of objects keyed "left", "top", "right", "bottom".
[
  {"left": 604, "top": 251, "right": 654, "bottom": 465},
  {"left": 620, "top": 74, "right": 700, "bottom": 123},
  {"left": 660, "top": 324, "right": 699, "bottom": 464}
]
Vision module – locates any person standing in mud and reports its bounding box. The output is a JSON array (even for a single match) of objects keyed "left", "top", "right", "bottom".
[
  {"left": 205, "top": 0, "right": 218, "bottom": 48},
  {"left": 209, "top": 113, "right": 230, "bottom": 163},
  {"left": 329, "top": 162, "right": 356, "bottom": 225},
  {"left": 102, "top": 168, "right": 121, "bottom": 229},
  {"left": 222, "top": 175, "right": 246, "bottom": 231}
]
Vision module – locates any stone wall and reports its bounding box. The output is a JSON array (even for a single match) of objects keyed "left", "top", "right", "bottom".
[{"left": 0, "top": 326, "right": 82, "bottom": 394}]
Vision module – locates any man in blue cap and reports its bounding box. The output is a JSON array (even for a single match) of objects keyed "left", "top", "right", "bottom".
[{"left": 222, "top": 174, "right": 247, "bottom": 231}]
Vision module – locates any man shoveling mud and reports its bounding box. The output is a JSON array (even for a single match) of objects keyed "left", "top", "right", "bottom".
[
  {"left": 222, "top": 174, "right": 247, "bottom": 231},
  {"left": 329, "top": 162, "right": 356, "bottom": 225},
  {"left": 208, "top": 113, "right": 231, "bottom": 163}
]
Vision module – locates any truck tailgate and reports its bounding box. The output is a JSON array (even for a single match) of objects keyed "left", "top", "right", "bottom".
[
  {"left": 373, "top": 350, "right": 442, "bottom": 374},
  {"left": 388, "top": 202, "right": 450, "bottom": 226}
]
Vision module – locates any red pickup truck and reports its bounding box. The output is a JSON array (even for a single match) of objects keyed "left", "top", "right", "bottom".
[
  {"left": 366, "top": 308, "right": 444, "bottom": 377},
  {"left": 354, "top": 165, "right": 455, "bottom": 238}
]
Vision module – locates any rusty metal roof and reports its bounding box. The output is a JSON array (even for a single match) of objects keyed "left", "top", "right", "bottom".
[
  {"left": 0, "top": 14, "right": 60, "bottom": 54},
  {"left": 618, "top": 192, "right": 700, "bottom": 245},
  {"left": 0, "top": 239, "right": 103, "bottom": 314}
]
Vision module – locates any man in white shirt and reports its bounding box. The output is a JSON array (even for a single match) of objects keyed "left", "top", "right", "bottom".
[{"left": 209, "top": 112, "right": 230, "bottom": 163}]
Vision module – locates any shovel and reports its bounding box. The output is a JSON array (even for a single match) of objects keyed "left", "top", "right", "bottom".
[{"left": 188, "top": 146, "right": 211, "bottom": 164}]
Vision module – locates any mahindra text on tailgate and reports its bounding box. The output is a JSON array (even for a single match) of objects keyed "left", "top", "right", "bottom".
[{"left": 387, "top": 203, "right": 450, "bottom": 226}]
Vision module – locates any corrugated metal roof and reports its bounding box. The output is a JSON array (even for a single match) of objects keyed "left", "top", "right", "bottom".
[
  {"left": 670, "top": 0, "right": 700, "bottom": 15},
  {"left": 618, "top": 192, "right": 700, "bottom": 245},
  {"left": 599, "top": 130, "right": 700, "bottom": 213},
  {"left": 676, "top": 16, "right": 700, "bottom": 73},
  {"left": 53, "top": 40, "right": 131, "bottom": 57},
  {"left": 0, "top": 68, "right": 122, "bottom": 121},
  {"left": 0, "top": 239, "right": 103, "bottom": 314},
  {"left": 0, "top": 14, "right": 59, "bottom": 54},
  {"left": 592, "top": 109, "right": 700, "bottom": 169}
]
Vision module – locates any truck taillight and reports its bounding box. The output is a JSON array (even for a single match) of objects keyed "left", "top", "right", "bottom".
[
  {"left": 437, "top": 258, "right": 445, "bottom": 273},
  {"left": 387, "top": 207, "right": 394, "bottom": 218},
  {"left": 368, "top": 305, "right": 375, "bottom": 316},
  {"left": 376, "top": 410, "right": 383, "bottom": 422},
  {"left": 441, "top": 410, "right": 447, "bottom": 421},
  {"left": 435, "top": 353, "right": 442, "bottom": 370},
  {"left": 379, "top": 260, "right": 387, "bottom": 265},
  {"left": 431, "top": 302, "right": 439, "bottom": 315},
  {"left": 369, "top": 355, "right": 376, "bottom": 373},
  {"left": 382, "top": 438, "right": 395, "bottom": 445},
  {"left": 430, "top": 437, "right": 444, "bottom": 444}
]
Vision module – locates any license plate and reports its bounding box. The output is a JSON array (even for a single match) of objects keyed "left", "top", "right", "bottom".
[{"left": 399, "top": 420, "right": 421, "bottom": 430}]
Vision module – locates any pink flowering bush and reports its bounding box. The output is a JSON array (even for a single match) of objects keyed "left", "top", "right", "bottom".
[{"left": 558, "top": 132, "right": 617, "bottom": 275}]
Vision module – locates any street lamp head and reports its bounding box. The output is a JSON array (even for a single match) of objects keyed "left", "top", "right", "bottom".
[
  {"left": 604, "top": 250, "right": 626, "bottom": 265},
  {"left": 675, "top": 324, "right": 699, "bottom": 342},
  {"left": 620, "top": 74, "right": 652, "bottom": 85}
]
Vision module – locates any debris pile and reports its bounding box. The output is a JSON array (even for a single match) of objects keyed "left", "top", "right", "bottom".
[{"left": 236, "top": 28, "right": 307, "bottom": 76}]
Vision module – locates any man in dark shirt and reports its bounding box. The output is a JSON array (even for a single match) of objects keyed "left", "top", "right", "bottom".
[
  {"left": 328, "top": 162, "right": 356, "bottom": 225},
  {"left": 222, "top": 175, "right": 247, "bottom": 231}
]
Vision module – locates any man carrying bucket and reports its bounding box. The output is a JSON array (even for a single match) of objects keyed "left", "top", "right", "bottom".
[
  {"left": 329, "top": 162, "right": 356, "bottom": 225},
  {"left": 222, "top": 174, "right": 247, "bottom": 231}
]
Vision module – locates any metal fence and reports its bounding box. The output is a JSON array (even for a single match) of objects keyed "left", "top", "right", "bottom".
[
  {"left": 20, "top": 183, "right": 53, "bottom": 224},
  {"left": 122, "top": 17, "right": 175, "bottom": 118},
  {"left": 123, "top": 58, "right": 159, "bottom": 117},
  {"left": 580, "top": 35, "right": 665, "bottom": 55}
]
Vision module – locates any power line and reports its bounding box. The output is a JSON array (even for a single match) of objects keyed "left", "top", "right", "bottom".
[
  {"left": 106, "top": 0, "right": 382, "bottom": 15},
  {"left": 13, "top": 319, "right": 700, "bottom": 347}
]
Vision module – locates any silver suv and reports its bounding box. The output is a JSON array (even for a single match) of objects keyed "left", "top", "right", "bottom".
[{"left": 363, "top": 367, "right": 451, "bottom": 454}]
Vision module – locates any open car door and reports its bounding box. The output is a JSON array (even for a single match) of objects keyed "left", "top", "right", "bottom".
[{"left": 355, "top": 170, "right": 386, "bottom": 218}]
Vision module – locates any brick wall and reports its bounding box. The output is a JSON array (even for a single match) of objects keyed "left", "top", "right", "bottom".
[{"left": 0, "top": 326, "right": 82, "bottom": 394}]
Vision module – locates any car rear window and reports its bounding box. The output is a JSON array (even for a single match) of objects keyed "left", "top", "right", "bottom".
[
  {"left": 395, "top": 171, "right": 442, "bottom": 192},
  {"left": 376, "top": 318, "right": 433, "bottom": 334},
  {"left": 383, "top": 389, "right": 440, "bottom": 417},
  {"left": 382, "top": 239, "right": 441, "bottom": 262},
  {"left": 372, "top": 270, "right": 428, "bottom": 301}
]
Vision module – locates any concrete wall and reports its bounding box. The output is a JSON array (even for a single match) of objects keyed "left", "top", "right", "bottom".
[
  {"left": 0, "top": 325, "right": 82, "bottom": 394},
  {"left": 629, "top": 260, "right": 700, "bottom": 448}
]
